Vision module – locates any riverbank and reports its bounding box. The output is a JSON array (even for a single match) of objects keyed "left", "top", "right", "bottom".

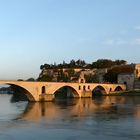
[{"left": 110, "top": 90, "right": 140, "bottom": 96}]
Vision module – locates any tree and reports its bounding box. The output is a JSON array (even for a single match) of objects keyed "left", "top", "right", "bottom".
[
  {"left": 70, "top": 59, "right": 76, "bottom": 67},
  {"left": 104, "top": 71, "right": 117, "bottom": 83},
  {"left": 38, "top": 75, "right": 53, "bottom": 82},
  {"left": 76, "top": 59, "right": 86, "bottom": 67},
  {"left": 104, "top": 65, "right": 134, "bottom": 83},
  {"left": 40, "top": 65, "right": 44, "bottom": 70},
  {"left": 44, "top": 64, "right": 51, "bottom": 69},
  {"left": 115, "top": 60, "right": 127, "bottom": 65},
  {"left": 27, "top": 78, "right": 35, "bottom": 81},
  {"left": 17, "top": 79, "right": 24, "bottom": 81},
  {"left": 67, "top": 69, "right": 75, "bottom": 77},
  {"left": 85, "top": 74, "right": 98, "bottom": 83},
  {"left": 57, "top": 70, "right": 69, "bottom": 82},
  {"left": 92, "top": 59, "right": 113, "bottom": 68},
  {"left": 91, "top": 59, "right": 127, "bottom": 69}
]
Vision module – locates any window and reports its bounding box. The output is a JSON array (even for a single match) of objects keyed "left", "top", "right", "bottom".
[
  {"left": 81, "top": 79, "right": 84, "bottom": 83},
  {"left": 42, "top": 86, "right": 46, "bottom": 94},
  {"left": 83, "top": 85, "right": 86, "bottom": 91}
]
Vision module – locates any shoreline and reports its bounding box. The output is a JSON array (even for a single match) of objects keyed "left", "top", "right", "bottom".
[{"left": 108, "top": 90, "right": 140, "bottom": 96}]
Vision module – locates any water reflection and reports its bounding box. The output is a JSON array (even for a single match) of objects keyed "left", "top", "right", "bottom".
[
  {"left": 1, "top": 95, "right": 140, "bottom": 140},
  {"left": 18, "top": 96, "right": 140, "bottom": 122}
]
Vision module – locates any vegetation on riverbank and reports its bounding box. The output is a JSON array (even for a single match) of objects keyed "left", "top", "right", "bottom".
[
  {"left": 40, "top": 59, "right": 127, "bottom": 70},
  {"left": 110, "top": 90, "right": 140, "bottom": 96},
  {"left": 38, "top": 59, "right": 128, "bottom": 82}
]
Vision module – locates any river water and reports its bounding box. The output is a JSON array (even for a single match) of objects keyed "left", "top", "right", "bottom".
[{"left": 0, "top": 94, "right": 140, "bottom": 140}]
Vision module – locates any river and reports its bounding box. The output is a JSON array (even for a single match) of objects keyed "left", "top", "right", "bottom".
[{"left": 0, "top": 94, "right": 140, "bottom": 140}]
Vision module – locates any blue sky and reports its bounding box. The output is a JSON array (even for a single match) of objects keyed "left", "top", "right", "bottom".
[{"left": 0, "top": 0, "right": 140, "bottom": 80}]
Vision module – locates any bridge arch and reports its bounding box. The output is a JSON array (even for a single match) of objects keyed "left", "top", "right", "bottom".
[
  {"left": 0, "top": 83, "right": 35, "bottom": 101},
  {"left": 92, "top": 85, "right": 107, "bottom": 96},
  {"left": 114, "top": 86, "right": 123, "bottom": 92},
  {"left": 53, "top": 85, "right": 80, "bottom": 99}
]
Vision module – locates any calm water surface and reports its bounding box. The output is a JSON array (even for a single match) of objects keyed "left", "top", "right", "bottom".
[{"left": 0, "top": 94, "right": 140, "bottom": 140}]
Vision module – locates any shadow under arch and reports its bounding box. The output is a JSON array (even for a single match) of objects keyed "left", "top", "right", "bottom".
[
  {"left": 54, "top": 86, "right": 79, "bottom": 99},
  {"left": 0, "top": 83, "right": 35, "bottom": 102},
  {"left": 92, "top": 85, "right": 107, "bottom": 96},
  {"left": 114, "top": 86, "right": 123, "bottom": 92}
]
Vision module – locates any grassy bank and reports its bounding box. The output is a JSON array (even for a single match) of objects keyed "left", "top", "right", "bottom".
[{"left": 109, "top": 90, "right": 140, "bottom": 96}]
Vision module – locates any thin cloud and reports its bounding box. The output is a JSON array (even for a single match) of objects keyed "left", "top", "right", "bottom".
[{"left": 104, "top": 39, "right": 127, "bottom": 46}]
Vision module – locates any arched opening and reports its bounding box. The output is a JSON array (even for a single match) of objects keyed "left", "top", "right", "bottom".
[
  {"left": 54, "top": 86, "right": 79, "bottom": 99},
  {"left": 92, "top": 86, "right": 107, "bottom": 96},
  {"left": 42, "top": 86, "right": 46, "bottom": 94},
  {"left": 0, "top": 83, "right": 35, "bottom": 102},
  {"left": 114, "top": 86, "right": 123, "bottom": 92},
  {"left": 81, "top": 79, "right": 84, "bottom": 83},
  {"left": 83, "top": 85, "right": 86, "bottom": 91},
  {"left": 124, "top": 81, "right": 127, "bottom": 85}
]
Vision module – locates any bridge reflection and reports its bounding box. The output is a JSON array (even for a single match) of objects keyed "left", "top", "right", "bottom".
[{"left": 17, "top": 96, "right": 140, "bottom": 122}]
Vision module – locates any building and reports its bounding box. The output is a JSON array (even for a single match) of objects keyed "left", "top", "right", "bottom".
[
  {"left": 95, "top": 68, "right": 108, "bottom": 83},
  {"left": 118, "top": 73, "right": 135, "bottom": 90},
  {"left": 38, "top": 63, "right": 140, "bottom": 89},
  {"left": 38, "top": 68, "right": 96, "bottom": 83},
  {"left": 118, "top": 64, "right": 140, "bottom": 90}
]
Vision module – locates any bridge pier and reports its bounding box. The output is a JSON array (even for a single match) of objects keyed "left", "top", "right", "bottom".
[
  {"left": 39, "top": 94, "right": 55, "bottom": 102},
  {"left": 81, "top": 91, "right": 92, "bottom": 98}
]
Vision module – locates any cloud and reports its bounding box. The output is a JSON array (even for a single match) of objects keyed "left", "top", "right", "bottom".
[
  {"left": 104, "top": 37, "right": 140, "bottom": 46},
  {"left": 104, "top": 39, "right": 127, "bottom": 46}
]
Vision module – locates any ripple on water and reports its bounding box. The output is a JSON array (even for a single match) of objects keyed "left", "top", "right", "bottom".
[{"left": 0, "top": 95, "right": 140, "bottom": 140}]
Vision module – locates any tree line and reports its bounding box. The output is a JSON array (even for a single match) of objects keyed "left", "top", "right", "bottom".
[
  {"left": 40, "top": 59, "right": 127, "bottom": 70},
  {"left": 18, "top": 59, "right": 130, "bottom": 83}
]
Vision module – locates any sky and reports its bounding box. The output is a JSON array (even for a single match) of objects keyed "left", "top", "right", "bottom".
[{"left": 0, "top": 0, "right": 140, "bottom": 80}]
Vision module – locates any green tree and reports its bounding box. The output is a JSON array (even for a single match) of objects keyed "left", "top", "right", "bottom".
[
  {"left": 27, "top": 78, "right": 35, "bottom": 81},
  {"left": 38, "top": 75, "right": 53, "bottom": 82},
  {"left": 104, "top": 65, "right": 134, "bottom": 83},
  {"left": 91, "top": 59, "right": 127, "bottom": 69},
  {"left": 92, "top": 59, "right": 113, "bottom": 68},
  {"left": 85, "top": 74, "right": 98, "bottom": 83},
  {"left": 67, "top": 69, "right": 75, "bottom": 77},
  {"left": 70, "top": 59, "right": 76, "bottom": 67},
  {"left": 104, "top": 71, "right": 117, "bottom": 83},
  {"left": 17, "top": 79, "right": 24, "bottom": 81}
]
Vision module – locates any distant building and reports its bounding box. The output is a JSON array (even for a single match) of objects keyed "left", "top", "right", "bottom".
[
  {"left": 95, "top": 68, "right": 108, "bottom": 83},
  {"left": 118, "top": 73, "right": 135, "bottom": 90},
  {"left": 135, "top": 64, "right": 140, "bottom": 78},
  {"left": 39, "top": 68, "right": 96, "bottom": 83},
  {"left": 38, "top": 63, "right": 140, "bottom": 89},
  {"left": 118, "top": 64, "right": 140, "bottom": 90}
]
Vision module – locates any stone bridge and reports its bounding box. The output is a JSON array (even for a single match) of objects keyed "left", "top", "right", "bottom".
[{"left": 0, "top": 81, "right": 126, "bottom": 102}]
